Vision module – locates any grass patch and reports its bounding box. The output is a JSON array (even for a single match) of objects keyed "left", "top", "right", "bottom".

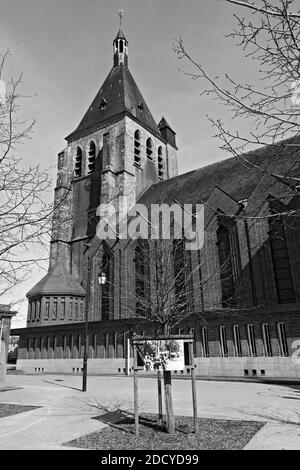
[
  {"left": 0, "top": 403, "right": 40, "bottom": 419},
  {"left": 64, "top": 413, "right": 265, "bottom": 450}
]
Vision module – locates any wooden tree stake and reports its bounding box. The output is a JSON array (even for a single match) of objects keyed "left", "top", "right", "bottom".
[
  {"left": 134, "top": 367, "right": 139, "bottom": 436},
  {"left": 163, "top": 370, "right": 175, "bottom": 433},
  {"left": 157, "top": 369, "right": 163, "bottom": 426}
]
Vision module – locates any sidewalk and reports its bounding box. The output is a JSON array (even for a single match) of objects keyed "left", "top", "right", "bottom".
[{"left": 0, "top": 374, "right": 299, "bottom": 450}]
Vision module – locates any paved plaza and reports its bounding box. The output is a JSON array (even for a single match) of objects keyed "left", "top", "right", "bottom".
[{"left": 0, "top": 374, "right": 299, "bottom": 450}]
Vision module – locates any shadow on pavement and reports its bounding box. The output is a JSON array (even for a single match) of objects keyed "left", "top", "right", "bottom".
[{"left": 42, "top": 379, "right": 82, "bottom": 392}]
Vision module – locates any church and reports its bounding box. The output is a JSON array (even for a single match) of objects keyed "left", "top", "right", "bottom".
[{"left": 13, "top": 23, "right": 300, "bottom": 379}]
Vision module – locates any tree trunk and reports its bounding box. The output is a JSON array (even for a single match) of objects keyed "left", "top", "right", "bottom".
[
  {"left": 163, "top": 323, "right": 170, "bottom": 336},
  {"left": 161, "top": 323, "right": 175, "bottom": 433},
  {"left": 163, "top": 370, "right": 175, "bottom": 433}
]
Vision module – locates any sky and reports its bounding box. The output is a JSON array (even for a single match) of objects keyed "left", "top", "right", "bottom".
[{"left": 0, "top": 0, "right": 257, "bottom": 327}]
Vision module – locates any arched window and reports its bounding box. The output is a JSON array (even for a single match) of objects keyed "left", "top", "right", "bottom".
[
  {"left": 269, "top": 215, "right": 295, "bottom": 304},
  {"left": 135, "top": 240, "right": 150, "bottom": 316},
  {"left": 31, "top": 301, "right": 36, "bottom": 321},
  {"left": 173, "top": 239, "right": 187, "bottom": 308},
  {"left": 74, "top": 147, "right": 82, "bottom": 178},
  {"left": 88, "top": 141, "right": 96, "bottom": 174},
  {"left": 60, "top": 298, "right": 66, "bottom": 320},
  {"left": 74, "top": 298, "right": 79, "bottom": 321},
  {"left": 146, "top": 138, "right": 153, "bottom": 160},
  {"left": 217, "top": 225, "right": 236, "bottom": 307},
  {"left": 36, "top": 299, "right": 41, "bottom": 321},
  {"left": 134, "top": 130, "right": 141, "bottom": 166},
  {"left": 45, "top": 298, "right": 50, "bottom": 320},
  {"left": 28, "top": 301, "right": 32, "bottom": 322},
  {"left": 52, "top": 297, "right": 58, "bottom": 320},
  {"left": 114, "top": 37, "right": 127, "bottom": 55},
  {"left": 157, "top": 146, "right": 164, "bottom": 178}
]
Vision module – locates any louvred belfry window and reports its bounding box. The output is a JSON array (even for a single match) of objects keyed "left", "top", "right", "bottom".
[
  {"left": 74, "top": 147, "right": 83, "bottom": 178},
  {"left": 134, "top": 130, "right": 141, "bottom": 166},
  {"left": 158, "top": 146, "right": 164, "bottom": 178},
  {"left": 146, "top": 138, "right": 153, "bottom": 160},
  {"left": 88, "top": 141, "right": 96, "bottom": 174}
]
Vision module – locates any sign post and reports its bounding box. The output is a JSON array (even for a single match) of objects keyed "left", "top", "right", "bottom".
[
  {"left": 189, "top": 342, "right": 198, "bottom": 433},
  {"left": 126, "top": 335, "right": 131, "bottom": 376},
  {"left": 132, "top": 334, "right": 196, "bottom": 435}
]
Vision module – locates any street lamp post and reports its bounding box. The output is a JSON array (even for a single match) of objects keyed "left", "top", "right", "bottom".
[
  {"left": 82, "top": 245, "right": 108, "bottom": 392},
  {"left": 82, "top": 249, "right": 91, "bottom": 392}
]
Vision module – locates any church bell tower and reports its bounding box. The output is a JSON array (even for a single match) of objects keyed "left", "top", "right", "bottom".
[{"left": 26, "top": 13, "right": 178, "bottom": 326}]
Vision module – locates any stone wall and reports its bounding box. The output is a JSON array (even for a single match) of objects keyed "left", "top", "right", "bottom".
[
  {"left": 0, "top": 306, "right": 16, "bottom": 387},
  {"left": 15, "top": 304, "right": 300, "bottom": 378}
]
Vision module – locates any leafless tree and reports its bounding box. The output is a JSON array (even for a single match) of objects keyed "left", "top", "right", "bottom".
[
  {"left": 173, "top": 0, "right": 300, "bottom": 205},
  {"left": 133, "top": 238, "right": 197, "bottom": 335},
  {"left": 0, "top": 50, "right": 69, "bottom": 298},
  {"left": 103, "top": 233, "right": 241, "bottom": 336}
]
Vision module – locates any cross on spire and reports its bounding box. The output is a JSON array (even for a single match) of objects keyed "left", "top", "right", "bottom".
[{"left": 119, "top": 10, "right": 123, "bottom": 28}]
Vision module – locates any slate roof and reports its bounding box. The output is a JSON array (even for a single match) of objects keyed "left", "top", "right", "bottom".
[
  {"left": 114, "top": 28, "right": 127, "bottom": 41},
  {"left": 27, "top": 264, "right": 85, "bottom": 298},
  {"left": 138, "top": 136, "right": 300, "bottom": 207},
  {"left": 158, "top": 116, "right": 175, "bottom": 132},
  {"left": 66, "top": 65, "right": 162, "bottom": 142}
]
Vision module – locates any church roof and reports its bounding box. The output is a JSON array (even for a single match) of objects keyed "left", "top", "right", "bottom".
[
  {"left": 114, "top": 28, "right": 127, "bottom": 41},
  {"left": 158, "top": 116, "right": 175, "bottom": 132},
  {"left": 138, "top": 136, "right": 300, "bottom": 207},
  {"left": 27, "top": 264, "right": 85, "bottom": 298},
  {"left": 66, "top": 65, "right": 162, "bottom": 142}
]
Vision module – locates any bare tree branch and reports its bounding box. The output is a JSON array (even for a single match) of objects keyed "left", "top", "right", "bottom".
[
  {"left": 0, "top": 51, "right": 71, "bottom": 298},
  {"left": 173, "top": 0, "right": 300, "bottom": 215}
]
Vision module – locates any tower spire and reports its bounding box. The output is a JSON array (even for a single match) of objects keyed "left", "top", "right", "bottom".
[{"left": 113, "top": 11, "right": 128, "bottom": 68}]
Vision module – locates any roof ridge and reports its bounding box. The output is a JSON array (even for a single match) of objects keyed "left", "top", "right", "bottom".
[
  {"left": 147, "top": 134, "right": 300, "bottom": 193},
  {"left": 139, "top": 134, "right": 300, "bottom": 206}
]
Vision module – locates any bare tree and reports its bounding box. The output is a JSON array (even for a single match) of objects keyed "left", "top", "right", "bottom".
[
  {"left": 133, "top": 238, "right": 197, "bottom": 335},
  {"left": 0, "top": 50, "right": 68, "bottom": 298},
  {"left": 103, "top": 235, "right": 228, "bottom": 336},
  {"left": 119, "top": 236, "right": 200, "bottom": 434},
  {"left": 123, "top": 233, "right": 241, "bottom": 433},
  {"left": 173, "top": 0, "right": 300, "bottom": 203}
]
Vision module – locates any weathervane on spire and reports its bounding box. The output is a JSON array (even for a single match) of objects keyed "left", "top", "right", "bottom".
[{"left": 118, "top": 10, "right": 124, "bottom": 29}]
